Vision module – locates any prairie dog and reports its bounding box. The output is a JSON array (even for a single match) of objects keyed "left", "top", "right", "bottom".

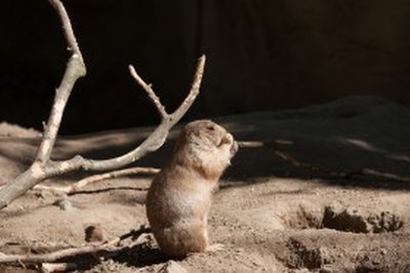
[{"left": 146, "top": 120, "right": 238, "bottom": 257}]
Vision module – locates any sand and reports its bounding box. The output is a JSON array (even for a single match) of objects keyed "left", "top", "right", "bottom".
[{"left": 1, "top": 96, "right": 410, "bottom": 273}]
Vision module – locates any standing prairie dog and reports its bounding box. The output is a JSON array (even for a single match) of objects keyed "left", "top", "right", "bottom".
[{"left": 146, "top": 120, "right": 238, "bottom": 257}]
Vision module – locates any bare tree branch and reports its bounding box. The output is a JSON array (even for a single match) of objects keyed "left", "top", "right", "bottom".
[
  {"left": 0, "top": 0, "right": 205, "bottom": 210},
  {"left": 43, "top": 55, "right": 205, "bottom": 175},
  {"left": 47, "top": 0, "right": 82, "bottom": 57},
  {"left": 36, "top": 0, "right": 86, "bottom": 163},
  {"left": 34, "top": 167, "right": 159, "bottom": 194},
  {"left": 0, "top": 226, "right": 150, "bottom": 264}
]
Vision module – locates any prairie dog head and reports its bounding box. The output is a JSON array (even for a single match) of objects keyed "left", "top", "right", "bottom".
[{"left": 172, "top": 120, "right": 238, "bottom": 180}]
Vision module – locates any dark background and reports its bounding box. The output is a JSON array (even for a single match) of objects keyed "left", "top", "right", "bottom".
[{"left": 1, "top": 0, "right": 410, "bottom": 134}]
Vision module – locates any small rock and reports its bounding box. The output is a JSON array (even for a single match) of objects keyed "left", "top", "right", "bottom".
[
  {"left": 85, "top": 224, "right": 105, "bottom": 242},
  {"left": 320, "top": 265, "right": 333, "bottom": 273},
  {"left": 162, "top": 261, "right": 188, "bottom": 273},
  {"left": 53, "top": 198, "right": 73, "bottom": 211}
]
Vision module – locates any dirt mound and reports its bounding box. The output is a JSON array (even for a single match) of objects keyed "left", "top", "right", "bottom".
[{"left": 322, "top": 204, "right": 403, "bottom": 233}]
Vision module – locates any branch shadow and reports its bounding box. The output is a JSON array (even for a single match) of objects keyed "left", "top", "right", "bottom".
[{"left": 55, "top": 243, "right": 170, "bottom": 271}]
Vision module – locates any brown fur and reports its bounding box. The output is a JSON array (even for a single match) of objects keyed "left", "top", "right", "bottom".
[{"left": 146, "top": 120, "right": 238, "bottom": 257}]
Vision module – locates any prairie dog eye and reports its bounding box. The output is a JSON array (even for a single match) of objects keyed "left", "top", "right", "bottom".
[{"left": 206, "top": 125, "right": 215, "bottom": 131}]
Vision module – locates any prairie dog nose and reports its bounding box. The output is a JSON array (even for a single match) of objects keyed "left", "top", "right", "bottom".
[
  {"left": 230, "top": 140, "right": 239, "bottom": 155},
  {"left": 221, "top": 133, "right": 234, "bottom": 146}
]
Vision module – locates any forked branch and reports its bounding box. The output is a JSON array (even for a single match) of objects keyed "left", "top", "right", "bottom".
[
  {"left": 45, "top": 54, "right": 205, "bottom": 174},
  {"left": 0, "top": 0, "right": 205, "bottom": 210}
]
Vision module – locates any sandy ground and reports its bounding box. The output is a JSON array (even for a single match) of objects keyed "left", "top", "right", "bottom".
[{"left": 1, "top": 96, "right": 410, "bottom": 273}]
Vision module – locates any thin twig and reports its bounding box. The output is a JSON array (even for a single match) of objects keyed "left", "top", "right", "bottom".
[
  {"left": 129, "top": 66, "right": 167, "bottom": 118},
  {"left": 47, "top": 0, "right": 82, "bottom": 57},
  {"left": 0, "top": 242, "right": 76, "bottom": 254},
  {"left": 34, "top": 167, "right": 160, "bottom": 194}
]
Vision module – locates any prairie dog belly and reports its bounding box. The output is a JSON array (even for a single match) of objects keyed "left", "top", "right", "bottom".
[{"left": 147, "top": 178, "right": 212, "bottom": 228}]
